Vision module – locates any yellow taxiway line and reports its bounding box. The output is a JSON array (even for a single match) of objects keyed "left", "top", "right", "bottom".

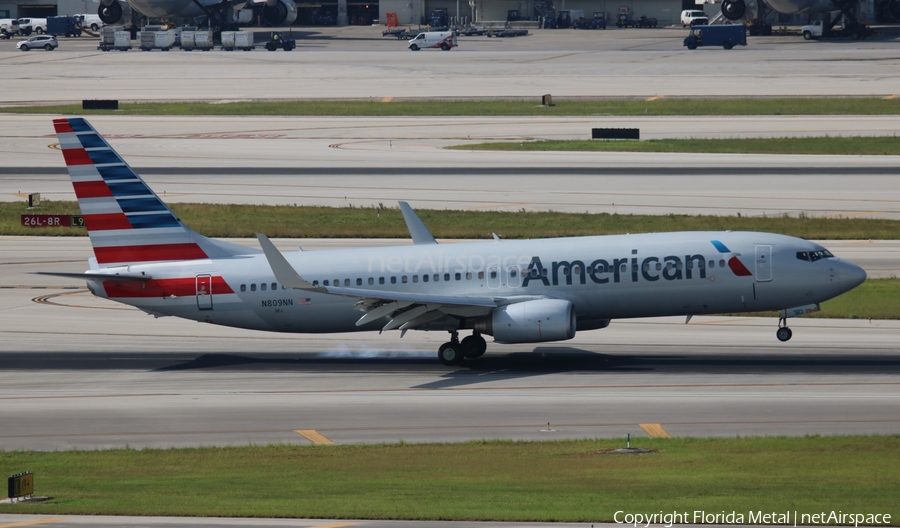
[
  {"left": 295, "top": 429, "right": 336, "bottom": 445},
  {"left": 0, "top": 518, "right": 67, "bottom": 528},
  {"left": 639, "top": 423, "right": 672, "bottom": 438}
]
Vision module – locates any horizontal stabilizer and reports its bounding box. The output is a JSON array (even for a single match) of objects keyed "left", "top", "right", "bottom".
[{"left": 33, "top": 271, "right": 152, "bottom": 282}]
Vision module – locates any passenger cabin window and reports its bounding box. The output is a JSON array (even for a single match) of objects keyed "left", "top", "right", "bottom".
[
  {"left": 261, "top": 283, "right": 267, "bottom": 291},
  {"left": 391, "top": 276, "right": 397, "bottom": 284},
  {"left": 422, "top": 274, "right": 428, "bottom": 282},
  {"left": 250, "top": 284, "right": 256, "bottom": 292},
  {"left": 272, "top": 283, "right": 277, "bottom": 290},
  {"left": 478, "top": 271, "right": 484, "bottom": 280},
  {"left": 402, "top": 276, "right": 408, "bottom": 283},
  {"left": 344, "top": 279, "right": 351, "bottom": 287},
  {"left": 356, "top": 278, "right": 362, "bottom": 286},
  {"left": 368, "top": 278, "right": 374, "bottom": 285},
  {"left": 444, "top": 273, "right": 451, "bottom": 281},
  {"left": 379, "top": 277, "right": 385, "bottom": 285},
  {"left": 412, "top": 275, "right": 419, "bottom": 283},
  {"left": 240, "top": 284, "right": 246, "bottom": 292}
]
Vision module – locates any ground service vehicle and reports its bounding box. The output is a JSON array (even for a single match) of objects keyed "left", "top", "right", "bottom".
[
  {"left": 0, "top": 18, "right": 19, "bottom": 37},
  {"left": 801, "top": 19, "right": 871, "bottom": 39},
  {"left": 75, "top": 13, "right": 104, "bottom": 30},
  {"left": 683, "top": 24, "right": 746, "bottom": 49},
  {"left": 636, "top": 15, "right": 657, "bottom": 27},
  {"left": 17, "top": 17, "right": 47, "bottom": 34},
  {"left": 591, "top": 12, "right": 607, "bottom": 29},
  {"left": 17, "top": 34, "right": 58, "bottom": 50},
  {"left": 681, "top": 9, "right": 708, "bottom": 26},
  {"left": 616, "top": 12, "right": 636, "bottom": 27},
  {"left": 265, "top": 31, "right": 296, "bottom": 50},
  {"left": 47, "top": 16, "right": 82, "bottom": 37},
  {"left": 408, "top": 31, "right": 456, "bottom": 50}
]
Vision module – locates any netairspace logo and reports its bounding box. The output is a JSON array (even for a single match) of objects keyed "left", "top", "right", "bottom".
[{"left": 613, "top": 510, "right": 892, "bottom": 527}]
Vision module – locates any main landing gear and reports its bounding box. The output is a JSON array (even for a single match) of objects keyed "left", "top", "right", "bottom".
[
  {"left": 776, "top": 316, "right": 793, "bottom": 342},
  {"left": 438, "top": 331, "right": 487, "bottom": 365}
]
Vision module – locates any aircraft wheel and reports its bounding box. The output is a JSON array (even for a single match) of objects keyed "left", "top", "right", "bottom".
[
  {"left": 438, "top": 342, "right": 463, "bottom": 365},
  {"left": 803, "top": 30, "right": 812, "bottom": 40},
  {"left": 461, "top": 334, "right": 487, "bottom": 359},
  {"left": 409, "top": 44, "right": 419, "bottom": 50},
  {"left": 776, "top": 327, "right": 792, "bottom": 342}
]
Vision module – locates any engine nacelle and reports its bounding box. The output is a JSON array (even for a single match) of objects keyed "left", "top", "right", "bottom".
[
  {"left": 98, "top": 1, "right": 132, "bottom": 25},
  {"left": 721, "top": 0, "right": 748, "bottom": 20},
  {"left": 262, "top": 0, "right": 298, "bottom": 25},
  {"left": 474, "top": 299, "right": 576, "bottom": 344}
]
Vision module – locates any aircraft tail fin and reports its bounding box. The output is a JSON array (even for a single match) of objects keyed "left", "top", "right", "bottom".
[{"left": 53, "top": 117, "right": 256, "bottom": 267}]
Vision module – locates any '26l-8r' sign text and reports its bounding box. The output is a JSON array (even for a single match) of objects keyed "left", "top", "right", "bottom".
[{"left": 21, "top": 214, "right": 85, "bottom": 228}]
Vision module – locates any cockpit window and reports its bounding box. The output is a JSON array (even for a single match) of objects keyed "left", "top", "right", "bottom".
[{"left": 797, "top": 250, "right": 834, "bottom": 262}]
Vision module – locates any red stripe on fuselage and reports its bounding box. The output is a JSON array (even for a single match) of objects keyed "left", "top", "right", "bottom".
[
  {"left": 83, "top": 213, "right": 132, "bottom": 231},
  {"left": 103, "top": 276, "right": 234, "bottom": 298},
  {"left": 94, "top": 243, "right": 208, "bottom": 264},
  {"left": 62, "top": 148, "right": 93, "bottom": 166},
  {"left": 53, "top": 120, "right": 74, "bottom": 133},
  {"left": 73, "top": 180, "right": 113, "bottom": 199}
]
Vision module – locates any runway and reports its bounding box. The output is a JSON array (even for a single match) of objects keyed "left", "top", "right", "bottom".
[
  {"left": 2, "top": 114, "right": 899, "bottom": 217},
  {"left": 1, "top": 237, "right": 898, "bottom": 451},
  {"left": 1, "top": 25, "right": 898, "bottom": 456}
]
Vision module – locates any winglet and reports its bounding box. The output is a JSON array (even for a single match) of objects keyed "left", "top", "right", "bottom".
[
  {"left": 256, "top": 234, "right": 320, "bottom": 290},
  {"left": 398, "top": 201, "right": 437, "bottom": 245}
]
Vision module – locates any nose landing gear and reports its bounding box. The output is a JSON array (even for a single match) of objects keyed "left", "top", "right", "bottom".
[{"left": 776, "top": 316, "right": 793, "bottom": 342}]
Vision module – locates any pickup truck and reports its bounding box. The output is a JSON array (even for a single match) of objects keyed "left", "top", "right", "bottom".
[
  {"left": 636, "top": 15, "right": 657, "bottom": 27},
  {"left": 801, "top": 20, "right": 871, "bottom": 40},
  {"left": 680, "top": 9, "right": 708, "bottom": 27}
]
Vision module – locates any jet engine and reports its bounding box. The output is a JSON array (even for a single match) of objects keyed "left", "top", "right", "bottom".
[
  {"left": 262, "top": 0, "right": 298, "bottom": 25},
  {"left": 721, "top": 0, "right": 748, "bottom": 20},
  {"left": 474, "top": 299, "right": 576, "bottom": 344},
  {"left": 98, "top": 0, "right": 133, "bottom": 25}
]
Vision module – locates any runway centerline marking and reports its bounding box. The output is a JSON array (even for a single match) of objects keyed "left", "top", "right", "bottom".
[
  {"left": 295, "top": 429, "right": 336, "bottom": 445},
  {"left": 639, "top": 423, "right": 672, "bottom": 438},
  {"left": 0, "top": 518, "right": 67, "bottom": 527}
]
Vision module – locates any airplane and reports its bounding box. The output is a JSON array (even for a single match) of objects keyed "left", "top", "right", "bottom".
[
  {"left": 712, "top": 0, "right": 899, "bottom": 37},
  {"left": 45, "top": 117, "right": 867, "bottom": 365},
  {"left": 97, "top": 0, "right": 296, "bottom": 29}
]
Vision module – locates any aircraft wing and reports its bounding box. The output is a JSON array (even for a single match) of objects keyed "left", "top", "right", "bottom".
[{"left": 256, "top": 234, "right": 498, "bottom": 332}]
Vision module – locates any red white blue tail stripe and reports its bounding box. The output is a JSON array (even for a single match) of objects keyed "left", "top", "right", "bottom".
[{"left": 54, "top": 118, "right": 209, "bottom": 266}]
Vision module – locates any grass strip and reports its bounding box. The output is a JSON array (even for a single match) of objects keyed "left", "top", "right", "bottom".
[
  {"left": 450, "top": 136, "right": 900, "bottom": 155},
  {"left": 4, "top": 201, "right": 900, "bottom": 239},
  {"left": 4, "top": 97, "right": 900, "bottom": 116},
  {"left": 1, "top": 437, "right": 898, "bottom": 521}
]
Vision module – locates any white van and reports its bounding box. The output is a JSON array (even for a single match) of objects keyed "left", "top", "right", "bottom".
[
  {"left": 408, "top": 31, "right": 457, "bottom": 51},
  {"left": 75, "top": 13, "right": 104, "bottom": 31},
  {"left": 18, "top": 17, "right": 48, "bottom": 34},
  {"left": 0, "top": 18, "right": 20, "bottom": 37}
]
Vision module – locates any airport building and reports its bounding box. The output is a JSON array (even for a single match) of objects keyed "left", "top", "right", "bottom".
[{"left": 0, "top": 0, "right": 887, "bottom": 31}]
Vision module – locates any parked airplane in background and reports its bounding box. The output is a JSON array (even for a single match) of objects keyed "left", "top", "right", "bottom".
[
  {"left": 47, "top": 118, "right": 867, "bottom": 365},
  {"left": 714, "top": 0, "right": 899, "bottom": 36},
  {"left": 97, "top": 0, "right": 296, "bottom": 28}
]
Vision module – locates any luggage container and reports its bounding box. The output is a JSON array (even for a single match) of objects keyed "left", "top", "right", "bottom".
[
  {"left": 221, "top": 30, "right": 235, "bottom": 50},
  {"left": 234, "top": 31, "right": 253, "bottom": 50},
  {"left": 139, "top": 31, "right": 155, "bottom": 50},
  {"left": 194, "top": 30, "right": 213, "bottom": 50},
  {"left": 114, "top": 31, "right": 131, "bottom": 50},
  {"left": 97, "top": 25, "right": 121, "bottom": 50},
  {"left": 154, "top": 30, "right": 176, "bottom": 50},
  {"left": 180, "top": 30, "right": 195, "bottom": 50}
]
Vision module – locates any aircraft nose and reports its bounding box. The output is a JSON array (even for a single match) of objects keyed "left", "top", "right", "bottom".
[{"left": 839, "top": 260, "right": 867, "bottom": 291}]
